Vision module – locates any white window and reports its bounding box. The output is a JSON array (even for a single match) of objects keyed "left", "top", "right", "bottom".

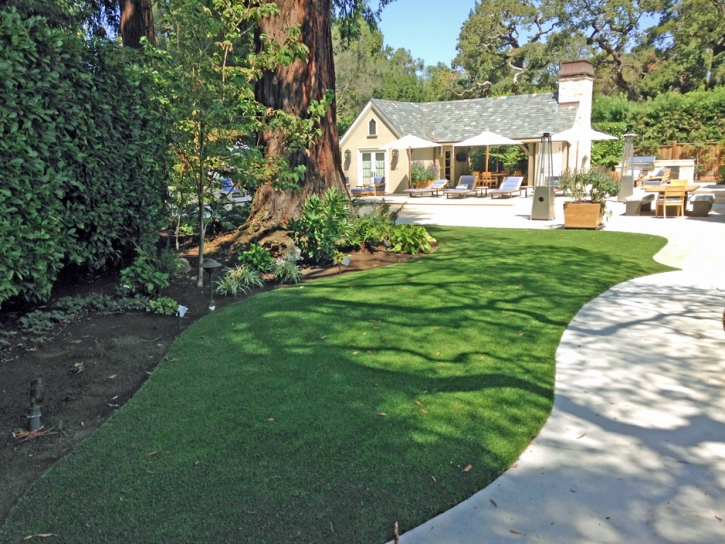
[{"left": 368, "top": 119, "right": 377, "bottom": 137}]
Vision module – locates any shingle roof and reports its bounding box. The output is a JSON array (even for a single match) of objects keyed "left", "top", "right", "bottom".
[{"left": 370, "top": 93, "right": 578, "bottom": 143}]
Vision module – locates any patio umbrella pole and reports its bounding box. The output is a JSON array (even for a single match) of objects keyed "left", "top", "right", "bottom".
[
  {"left": 407, "top": 147, "right": 412, "bottom": 189},
  {"left": 485, "top": 145, "right": 489, "bottom": 172}
]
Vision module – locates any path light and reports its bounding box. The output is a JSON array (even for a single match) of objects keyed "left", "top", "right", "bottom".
[
  {"left": 28, "top": 378, "right": 44, "bottom": 431},
  {"left": 382, "top": 239, "right": 390, "bottom": 255},
  {"left": 201, "top": 259, "right": 223, "bottom": 310},
  {"left": 177, "top": 305, "right": 188, "bottom": 331}
]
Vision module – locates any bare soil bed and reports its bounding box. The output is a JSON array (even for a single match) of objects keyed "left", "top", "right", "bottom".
[{"left": 0, "top": 234, "right": 425, "bottom": 525}]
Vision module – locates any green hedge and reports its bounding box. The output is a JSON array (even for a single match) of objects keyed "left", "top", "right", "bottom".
[
  {"left": 0, "top": 9, "right": 170, "bottom": 304},
  {"left": 592, "top": 89, "right": 725, "bottom": 147}
]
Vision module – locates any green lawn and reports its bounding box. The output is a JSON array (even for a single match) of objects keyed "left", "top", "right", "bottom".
[{"left": 1, "top": 228, "right": 672, "bottom": 543}]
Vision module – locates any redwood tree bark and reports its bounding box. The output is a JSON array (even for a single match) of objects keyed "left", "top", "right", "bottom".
[
  {"left": 119, "top": 0, "right": 155, "bottom": 48},
  {"left": 248, "top": 0, "right": 346, "bottom": 234}
]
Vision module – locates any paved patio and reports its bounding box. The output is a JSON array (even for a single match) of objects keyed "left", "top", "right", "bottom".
[{"left": 377, "top": 190, "right": 725, "bottom": 543}]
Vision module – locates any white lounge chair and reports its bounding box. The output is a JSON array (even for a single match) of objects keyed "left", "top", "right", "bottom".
[
  {"left": 489, "top": 177, "right": 525, "bottom": 199},
  {"left": 404, "top": 179, "right": 448, "bottom": 197}
]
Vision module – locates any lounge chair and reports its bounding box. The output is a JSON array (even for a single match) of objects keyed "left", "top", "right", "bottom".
[
  {"left": 404, "top": 178, "right": 448, "bottom": 197},
  {"left": 444, "top": 175, "right": 478, "bottom": 198},
  {"left": 489, "top": 176, "right": 525, "bottom": 199},
  {"left": 351, "top": 176, "right": 386, "bottom": 197},
  {"left": 372, "top": 176, "right": 386, "bottom": 195}
]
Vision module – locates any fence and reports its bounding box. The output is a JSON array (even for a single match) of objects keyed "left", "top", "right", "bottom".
[{"left": 637, "top": 142, "right": 724, "bottom": 180}]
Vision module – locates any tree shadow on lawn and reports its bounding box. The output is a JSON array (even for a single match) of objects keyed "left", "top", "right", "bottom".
[{"left": 0, "top": 228, "right": 672, "bottom": 544}]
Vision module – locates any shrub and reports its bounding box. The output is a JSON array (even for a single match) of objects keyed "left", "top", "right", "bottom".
[
  {"left": 237, "top": 244, "right": 274, "bottom": 272},
  {"left": 273, "top": 246, "right": 303, "bottom": 284},
  {"left": 0, "top": 10, "right": 170, "bottom": 306},
  {"left": 288, "top": 188, "right": 351, "bottom": 262},
  {"left": 147, "top": 297, "right": 180, "bottom": 316},
  {"left": 389, "top": 225, "right": 436, "bottom": 254},
  {"left": 559, "top": 169, "right": 621, "bottom": 216},
  {"left": 118, "top": 250, "right": 170, "bottom": 296},
  {"left": 215, "top": 266, "right": 264, "bottom": 297}
]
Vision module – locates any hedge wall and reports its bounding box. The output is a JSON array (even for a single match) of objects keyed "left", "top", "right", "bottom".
[
  {"left": 592, "top": 89, "right": 725, "bottom": 146},
  {"left": 0, "top": 9, "right": 170, "bottom": 305}
]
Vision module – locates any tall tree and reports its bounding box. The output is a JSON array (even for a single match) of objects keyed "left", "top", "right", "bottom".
[
  {"left": 246, "top": 0, "right": 394, "bottom": 235},
  {"left": 119, "top": 0, "right": 155, "bottom": 47}
]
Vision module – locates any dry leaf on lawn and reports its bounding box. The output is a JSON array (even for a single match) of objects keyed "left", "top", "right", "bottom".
[
  {"left": 490, "top": 499, "right": 498, "bottom": 507},
  {"left": 510, "top": 529, "right": 521, "bottom": 535},
  {"left": 267, "top": 418, "right": 274, "bottom": 422},
  {"left": 376, "top": 413, "right": 387, "bottom": 416},
  {"left": 463, "top": 464, "right": 472, "bottom": 472},
  {"left": 415, "top": 401, "right": 421, "bottom": 406},
  {"left": 108, "top": 374, "right": 117, "bottom": 379},
  {"left": 24, "top": 535, "right": 54, "bottom": 540},
  {"left": 352, "top": 351, "right": 359, "bottom": 355},
  {"left": 420, "top": 409, "right": 428, "bottom": 414},
  {"left": 576, "top": 433, "right": 586, "bottom": 439}
]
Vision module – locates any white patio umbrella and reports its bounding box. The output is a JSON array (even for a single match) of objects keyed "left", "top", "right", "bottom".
[
  {"left": 453, "top": 131, "right": 522, "bottom": 172},
  {"left": 551, "top": 127, "right": 618, "bottom": 172},
  {"left": 382, "top": 134, "right": 441, "bottom": 188}
]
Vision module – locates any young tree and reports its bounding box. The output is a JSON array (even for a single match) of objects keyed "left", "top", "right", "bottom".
[
  {"left": 152, "top": 0, "right": 316, "bottom": 287},
  {"left": 246, "top": 0, "right": 395, "bottom": 235}
]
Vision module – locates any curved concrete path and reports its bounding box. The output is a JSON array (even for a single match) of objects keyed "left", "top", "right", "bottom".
[{"left": 392, "top": 204, "right": 725, "bottom": 543}]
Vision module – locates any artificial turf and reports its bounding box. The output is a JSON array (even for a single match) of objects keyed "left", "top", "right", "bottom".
[{"left": 0, "top": 227, "right": 672, "bottom": 543}]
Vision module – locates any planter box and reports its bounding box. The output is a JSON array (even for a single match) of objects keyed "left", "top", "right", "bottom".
[
  {"left": 414, "top": 180, "right": 434, "bottom": 189},
  {"left": 564, "top": 202, "right": 603, "bottom": 229}
]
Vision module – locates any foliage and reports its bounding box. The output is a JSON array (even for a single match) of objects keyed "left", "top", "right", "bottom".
[
  {"left": 273, "top": 246, "right": 304, "bottom": 284},
  {"left": 388, "top": 224, "right": 436, "bottom": 254},
  {"left": 592, "top": 89, "right": 725, "bottom": 147},
  {"left": 289, "top": 188, "right": 352, "bottom": 262},
  {"left": 717, "top": 165, "right": 725, "bottom": 185},
  {"left": 470, "top": 146, "right": 527, "bottom": 172},
  {"left": 147, "top": 297, "right": 180, "bottom": 316},
  {"left": 0, "top": 9, "right": 170, "bottom": 305},
  {"left": 237, "top": 244, "right": 275, "bottom": 273},
  {"left": 18, "top": 293, "right": 148, "bottom": 335},
  {"left": 344, "top": 199, "right": 402, "bottom": 249},
  {"left": 411, "top": 162, "right": 438, "bottom": 183},
  {"left": 118, "top": 250, "right": 170, "bottom": 297},
  {"left": 156, "top": 249, "right": 187, "bottom": 275},
  {"left": 216, "top": 266, "right": 264, "bottom": 297},
  {"left": 590, "top": 122, "right": 627, "bottom": 167},
  {"left": 559, "top": 169, "right": 621, "bottom": 215}
]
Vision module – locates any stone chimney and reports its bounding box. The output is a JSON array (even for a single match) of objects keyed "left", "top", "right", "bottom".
[{"left": 557, "top": 60, "right": 595, "bottom": 129}]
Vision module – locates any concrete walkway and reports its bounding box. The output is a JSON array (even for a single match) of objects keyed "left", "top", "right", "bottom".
[{"left": 384, "top": 196, "right": 725, "bottom": 543}]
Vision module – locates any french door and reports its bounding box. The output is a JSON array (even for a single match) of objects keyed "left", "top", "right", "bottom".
[{"left": 361, "top": 151, "right": 386, "bottom": 186}]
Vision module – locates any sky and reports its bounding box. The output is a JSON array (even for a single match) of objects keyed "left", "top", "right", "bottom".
[{"left": 377, "top": 0, "right": 476, "bottom": 69}]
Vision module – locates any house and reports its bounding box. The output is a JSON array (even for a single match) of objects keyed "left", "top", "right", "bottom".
[{"left": 339, "top": 60, "right": 596, "bottom": 193}]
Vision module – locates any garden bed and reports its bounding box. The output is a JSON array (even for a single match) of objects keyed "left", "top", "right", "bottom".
[{"left": 0, "top": 237, "right": 421, "bottom": 525}]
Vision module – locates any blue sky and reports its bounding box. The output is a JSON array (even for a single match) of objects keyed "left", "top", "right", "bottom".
[{"left": 377, "top": 0, "right": 476, "bottom": 69}]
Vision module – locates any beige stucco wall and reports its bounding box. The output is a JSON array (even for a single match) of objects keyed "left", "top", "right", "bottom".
[{"left": 340, "top": 108, "right": 401, "bottom": 193}]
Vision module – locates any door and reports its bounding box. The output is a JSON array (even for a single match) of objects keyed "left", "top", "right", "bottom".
[{"left": 360, "top": 151, "right": 386, "bottom": 186}]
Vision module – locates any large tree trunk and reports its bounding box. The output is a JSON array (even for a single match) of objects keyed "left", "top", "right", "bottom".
[
  {"left": 119, "top": 0, "right": 155, "bottom": 48},
  {"left": 247, "top": 0, "right": 346, "bottom": 235}
]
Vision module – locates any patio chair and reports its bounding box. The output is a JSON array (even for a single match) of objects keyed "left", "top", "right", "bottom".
[
  {"left": 489, "top": 177, "right": 525, "bottom": 199},
  {"left": 642, "top": 168, "right": 670, "bottom": 187},
  {"left": 350, "top": 184, "right": 375, "bottom": 197},
  {"left": 372, "top": 176, "right": 386, "bottom": 196},
  {"left": 444, "top": 175, "right": 477, "bottom": 198},
  {"left": 478, "top": 171, "right": 495, "bottom": 188},
  {"left": 403, "top": 178, "right": 448, "bottom": 197},
  {"left": 656, "top": 184, "right": 686, "bottom": 218}
]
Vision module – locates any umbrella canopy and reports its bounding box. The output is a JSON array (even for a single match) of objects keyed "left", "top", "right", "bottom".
[
  {"left": 551, "top": 127, "right": 618, "bottom": 142},
  {"left": 453, "top": 131, "right": 522, "bottom": 148},
  {"left": 381, "top": 134, "right": 441, "bottom": 149}
]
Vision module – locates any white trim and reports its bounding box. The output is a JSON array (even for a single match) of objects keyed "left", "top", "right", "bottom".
[
  {"left": 357, "top": 149, "right": 388, "bottom": 192},
  {"left": 339, "top": 102, "right": 372, "bottom": 148}
]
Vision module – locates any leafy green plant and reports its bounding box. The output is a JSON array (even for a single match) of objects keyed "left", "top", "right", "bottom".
[
  {"left": 238, "top": 244, "right": 275, "bottom": 272},
  {"left": 147, "top": 297, "right": 180, "bottom": 316},
  {"left": 157, "top": 249, "right": 188, "bottom": 275},
  {"left": 0, "top": 10, "right": 170, "bottom": 306},
  {"left": 273, "top": 246, "right": 303, "bottom": 284},
  {"left": 289, "top": 188, "right": 351, "bottom": 262},
  {"left": 118, "top": 250, "right": 170, "bottom": 296},
  {"left": 216, "top": 266, "right": 264, "bottom": 297},
  {"left": 559, "top": 169, "right": 621, "bottom": 216},
  {"left": 389, "top": 225, "right": 436, "bottom": 254},
  {"left": 411, "top": 162, "right": 438, "bottom": 184},
  {"left": 717, "top": 165, "right": 725, "bottom": 185}
]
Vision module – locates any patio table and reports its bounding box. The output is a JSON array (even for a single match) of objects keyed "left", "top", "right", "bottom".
[{"left": 644, "top": 184, "right": 699, "bottom": 215}]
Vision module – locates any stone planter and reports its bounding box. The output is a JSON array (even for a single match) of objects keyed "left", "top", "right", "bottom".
[{"left": 563, "top": 202, "right": 603, "bottom": 229}]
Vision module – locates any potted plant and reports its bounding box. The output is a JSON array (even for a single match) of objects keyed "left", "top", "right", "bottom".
[
  {"left": 560, "top": 169, "right": 621, "bottom": 229},
  {"left": 411, "top": 162, "right": 439, "bottom": 188}
]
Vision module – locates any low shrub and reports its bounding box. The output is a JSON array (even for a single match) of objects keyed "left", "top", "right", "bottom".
[
  {"left": 216, "top": 266, "right": 264, "bottom": 297},
  {"left": 147, "top": 297, "right": 180, "bottom": 316},
  {"left": 118, "top": 249, "right": 170, "bottom": 297},
  {"left": 237, "top": 244, "right": 274, "bottom": 272},
  {"left": 289, "top": 188, "right": 351, "bottom": 262},
  {"left": 389, "top": 225, "right": 436, "bottom": 254},
  {"left": 273, "top": 246, "right": 303, "bottom": 284}
]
